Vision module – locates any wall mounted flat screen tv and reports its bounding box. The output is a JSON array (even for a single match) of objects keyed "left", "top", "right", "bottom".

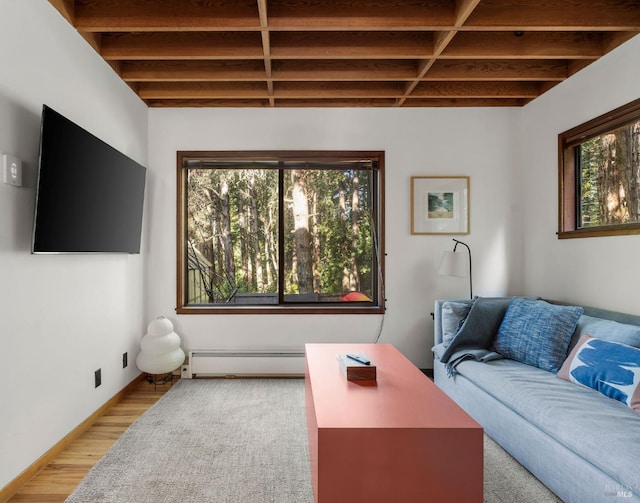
[{"left": 32, "top": 105, "right": 146, "bottom": 254}]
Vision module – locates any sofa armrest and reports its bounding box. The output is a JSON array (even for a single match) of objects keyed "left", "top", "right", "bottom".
[{"left": 433, "top": 299, "right": 446, "bottom": 346}]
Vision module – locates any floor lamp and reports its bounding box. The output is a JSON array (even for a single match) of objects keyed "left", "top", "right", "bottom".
[
  {"left": 438, "top": 239, "right": 473, "bottom": 299},
  {"left": 137, "top": 317, "right": 185, "bottom": 386}
]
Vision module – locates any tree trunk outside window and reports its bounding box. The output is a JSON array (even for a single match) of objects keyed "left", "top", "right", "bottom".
[{"left": 291, "top": 169, "right": 314, "bottom": 294}]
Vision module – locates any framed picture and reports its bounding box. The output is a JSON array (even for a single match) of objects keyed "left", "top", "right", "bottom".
[{"left": 411, "top": 176, "right": 469, "bottom": 235}]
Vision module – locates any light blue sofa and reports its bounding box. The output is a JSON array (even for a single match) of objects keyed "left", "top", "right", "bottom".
[{"left": 433, "top": 297, "right": 640, "bottom": 503}]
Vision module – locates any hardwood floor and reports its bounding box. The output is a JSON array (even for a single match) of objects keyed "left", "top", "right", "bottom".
[{"left": 7, "top": 377, "right": 175, "bottom": 502}]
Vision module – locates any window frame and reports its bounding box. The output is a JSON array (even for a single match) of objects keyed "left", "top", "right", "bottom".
[
  {"left": 558, "top": 98, "right": 640, "bottom": 239},
  {"left": 176, "top": 150, "right": 385, "bottom": 315}
]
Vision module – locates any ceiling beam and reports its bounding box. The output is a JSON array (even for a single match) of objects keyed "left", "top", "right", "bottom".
[
  {"left": 423, "top": 59, "right": 569, "bottom": 81},
  {"left": 74, "top": 0, "right": 259, "bottom": 32},
  {"left": 121, "top": 61, "right": 267, "bottom": 82},
  {"left": 271, "top": 60, "right": 419, "bottom": 81},
  {"left": 270, "top": 32, "right": 435, "bottom": 59},
  {"left": 464, "top": 1, "right": 640, "bottom": 31},
  {"left": 266, "top": 1, "right": 451, "bottom": 30},
  {"left": 136, "top": 80, "right": 541, "bottom": 101},
  {"left": 100, "top": 32, "right": 264, "bottom": 60},
  {"left": 257, "top": 0, "right": 274, "bottom": 106},
  {"left": 409, "top": 81, "right": 541, "bottom": 98},
  {"left": 138, "top": 82, "right": 270, "bottom": 100},
  {"left": 442, "top": 32, "right": 607, "bottom": 59}
]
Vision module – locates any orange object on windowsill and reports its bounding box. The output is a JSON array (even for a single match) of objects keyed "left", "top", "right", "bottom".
[{"left": 340, "top": 291, "right": 372, "bottom": 302}]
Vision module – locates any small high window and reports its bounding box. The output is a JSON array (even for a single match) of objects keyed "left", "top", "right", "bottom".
[
  {"left": 177, "top": 151, "right": 385, "bottom": 314},
  {"left": 559, "top": 98, "right": 640, "bottom": 238}
]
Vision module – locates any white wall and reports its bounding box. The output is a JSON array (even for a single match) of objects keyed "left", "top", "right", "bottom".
[
  {"left": 520, "top": 35, "right": 640, "bottom": 314},
  {"left": 147, "top": 106, "right": 523, "bottom": 372},
  {"left": 0, "top": 1, "right": 148, "bottom": 490}
]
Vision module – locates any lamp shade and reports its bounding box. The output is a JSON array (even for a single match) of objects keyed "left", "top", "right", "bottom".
[
  {"left": 136, "top": 317, "right": 185, "bottom": 374},
  {"left": 438, "top": 250, "right": 469, "bottom": 277}
]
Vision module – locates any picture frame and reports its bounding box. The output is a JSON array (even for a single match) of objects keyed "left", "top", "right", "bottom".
[{"left": 411, "top": 176, "right": 469, "bottom": 235}]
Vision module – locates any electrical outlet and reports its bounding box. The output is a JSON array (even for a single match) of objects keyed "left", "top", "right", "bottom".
[
  {"left": 95, "top": 368, "right": 102, "bottom": 388},
  {"left": 122, "top": 352, "right": 128, "bottom": 368}
]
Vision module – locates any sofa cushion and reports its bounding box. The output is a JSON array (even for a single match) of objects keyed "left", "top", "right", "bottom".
[
  {"left": 441, "top": 300, "right": 474, "bottom": 347},
  {"left": 558, "top": 334, "right": 640, "bottom": 414},
  {"left": 493, "top": 298, "right": 583, "bottom": 372},
  {"left": 451, "top": 358, "right": 640, "bottom": 495},
  {"left": 571, "top": 315, "right": 640, "bottom": 350}
]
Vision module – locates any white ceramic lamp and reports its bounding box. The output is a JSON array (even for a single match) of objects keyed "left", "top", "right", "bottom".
[{"left": 136, "top": 317, "right": 185, "bottom": 374}]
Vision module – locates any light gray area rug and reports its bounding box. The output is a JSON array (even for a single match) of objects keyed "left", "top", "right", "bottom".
[
  {"left": 66, "top": 379, "right": 562, "bottom": 503},
  {"left": 484, "top": 435, "right": 562, "bottom": 503},
  {"left": 66, "top": 379, "right": 312, "bottom": 503}
]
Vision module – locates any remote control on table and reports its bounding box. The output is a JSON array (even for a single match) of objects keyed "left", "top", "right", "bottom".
[{"left": 346, "top": 354, "right": 371, "bottom": 365}]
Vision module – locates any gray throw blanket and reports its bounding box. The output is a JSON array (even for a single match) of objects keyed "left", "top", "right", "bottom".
[
  {"left": 438, "top": 297, "right": 513, "bottom": 376},
  {"left": 444, "top": 348, "right": 503, "bottom": 377}
]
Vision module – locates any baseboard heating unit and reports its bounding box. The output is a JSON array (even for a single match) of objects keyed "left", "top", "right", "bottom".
[{"left": 188, "top": 350, "right": 305, "bottom": 377}]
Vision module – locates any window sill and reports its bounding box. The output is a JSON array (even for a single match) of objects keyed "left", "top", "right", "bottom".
[
  {"left": 176, "top": 304, "right": 385, "bottom": 315},
  {"left": 558, "top": 225, "right": 640, "bottom": 239}
]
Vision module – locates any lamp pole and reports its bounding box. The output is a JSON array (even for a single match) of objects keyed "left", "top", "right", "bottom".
[{"left": 452, "top": 239, "right": 473, "bottom": 299}]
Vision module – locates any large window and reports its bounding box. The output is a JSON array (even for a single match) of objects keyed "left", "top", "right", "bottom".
[
  {"left": 559, "top": 98, "right": 640, "bottom": 238},
  {"left": 177, "top": 151, "right": 384, "bottom": 314}
]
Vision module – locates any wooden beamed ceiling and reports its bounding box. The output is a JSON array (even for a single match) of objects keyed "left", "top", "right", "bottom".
[{"left": 49, "top": 0, "right": 640, "bottom": 108}]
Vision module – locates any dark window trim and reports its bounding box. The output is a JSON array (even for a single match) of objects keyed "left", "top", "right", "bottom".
[
  {"left": 558, "top": 97, "right": 640, "bottom": 239},
  {"left": 176, "top": 150, "right": 385, "bottom": 315}
]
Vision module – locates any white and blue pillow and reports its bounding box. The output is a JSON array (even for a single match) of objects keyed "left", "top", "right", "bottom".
[{"left": 558, "top": 334, "right": 640, "bottom": 414}]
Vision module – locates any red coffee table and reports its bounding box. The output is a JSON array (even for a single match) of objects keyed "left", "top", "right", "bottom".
[{"left": 305, "top": 343, "right": 483, "bottom": 503}]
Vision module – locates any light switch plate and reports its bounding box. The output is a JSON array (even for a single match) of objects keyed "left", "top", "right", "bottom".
[{"left": 2, "top": 154, "right": 22, "bottom": 187}]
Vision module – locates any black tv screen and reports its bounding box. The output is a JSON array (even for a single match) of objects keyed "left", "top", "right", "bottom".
[{"left": 32, "top": 105, "right": 146, "bottom": 254}]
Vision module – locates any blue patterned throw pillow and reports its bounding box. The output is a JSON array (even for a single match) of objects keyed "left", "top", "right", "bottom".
[
  {"left": 558, "top": 335, "right": 640, "bottom": 414},
  {"left": 493, "top": 298, "right": 583, "bottom": 372}
]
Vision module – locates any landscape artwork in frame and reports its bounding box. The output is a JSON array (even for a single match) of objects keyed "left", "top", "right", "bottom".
[{"left": 411, "top": 176, "right": 469, "bottom": 234}]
